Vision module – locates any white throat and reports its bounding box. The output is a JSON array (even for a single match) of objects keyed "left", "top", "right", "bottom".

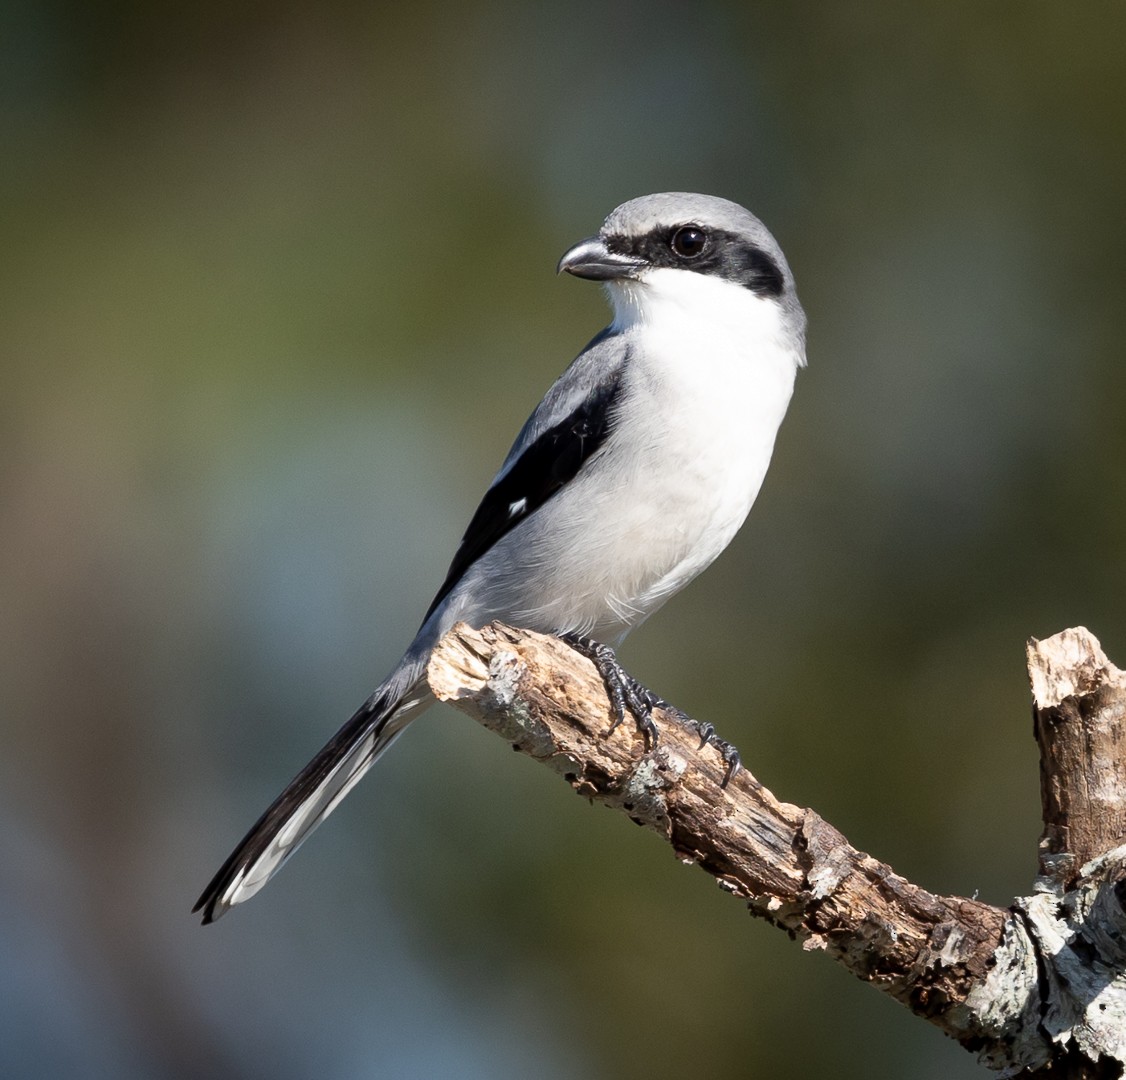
[{"left": 606, "top": 266, "right": 805, "bottom": 370}]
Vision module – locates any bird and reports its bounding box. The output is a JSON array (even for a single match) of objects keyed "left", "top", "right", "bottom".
[{"left": 195, "top": 192, "right": 807, "bottom": 923}]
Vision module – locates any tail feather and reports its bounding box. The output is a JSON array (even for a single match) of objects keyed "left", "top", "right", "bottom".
[{"left": 194, "top": 669, "right": 428, "bottom": 924}]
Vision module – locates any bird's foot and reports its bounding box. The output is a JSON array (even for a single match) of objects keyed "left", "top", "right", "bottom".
[
  {"left": 561, "top": 634, "right": 659, "bottom": 750},
  {"left": 560, "top": 634, "right": 741, "bottom": 786},
  {"left": 687, "top": 720, "right": 741, "bottom": 788}
]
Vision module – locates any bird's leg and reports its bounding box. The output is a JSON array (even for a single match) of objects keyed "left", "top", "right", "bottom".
[
  {"left": 560, "top": 634, "right": 659, "bottom": 750},
  {"left": 560, "top": 634, "right": 741, "bottom": 787}
]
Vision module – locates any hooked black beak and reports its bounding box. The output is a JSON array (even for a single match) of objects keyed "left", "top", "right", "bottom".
[{"left": 556, "top": 236, "right": 645, "bottom": 281}]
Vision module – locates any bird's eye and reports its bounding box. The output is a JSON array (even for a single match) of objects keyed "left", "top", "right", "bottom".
[{"left": 669, "top": 226, "right": 707, "bottom": 258}]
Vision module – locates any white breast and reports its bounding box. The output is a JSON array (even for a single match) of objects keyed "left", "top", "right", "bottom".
[
  {"left": 437, "top": 267, "right": 803, "bottom": 644},
  {"left": 596, "top": 269, "right": 801, "bottom": 621}
]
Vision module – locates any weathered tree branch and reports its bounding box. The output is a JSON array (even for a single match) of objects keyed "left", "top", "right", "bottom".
[
  {"left": 1031, "top": 629, "right": 1126, "bottom": 893},
  {"left": 427, "top": 623, "right": 1126, "bottom": 1077}
]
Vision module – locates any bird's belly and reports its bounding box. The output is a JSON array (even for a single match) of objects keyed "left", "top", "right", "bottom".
[{"left": 464, "top": 428, "right": 770, "bottom": 641}]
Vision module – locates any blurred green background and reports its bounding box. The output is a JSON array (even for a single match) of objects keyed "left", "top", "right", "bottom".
[{"left": 3, "top": 2, "right": 1125, "bottom": 1077}]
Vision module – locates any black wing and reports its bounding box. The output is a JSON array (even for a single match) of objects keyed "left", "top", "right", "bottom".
[{"left": 422, "top": 366, "right": 625, "bottom": 624}]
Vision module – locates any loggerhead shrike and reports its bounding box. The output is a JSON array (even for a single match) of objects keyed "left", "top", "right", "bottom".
[{"left": 195, "top": 192, "right": 807, "bottom": 923}]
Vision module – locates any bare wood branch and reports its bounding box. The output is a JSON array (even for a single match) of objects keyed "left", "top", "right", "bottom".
[
  {"left": 1029, "top": 628, "right": 1126, "bottom": 892},
  {"left": 427, "top": 622, "right": 1126, "bottom": 1077},
  {"left": 428, "top": 626, "right": 1005, "bottom": 1035}
]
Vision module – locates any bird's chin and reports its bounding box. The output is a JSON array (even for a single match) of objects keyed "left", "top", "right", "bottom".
[{"left": 606, "top": 278, "right": 650, "bottom": 329}]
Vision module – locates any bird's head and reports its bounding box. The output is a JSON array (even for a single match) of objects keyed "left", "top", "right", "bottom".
[{"left": 558, "top": 192, "right": 806, "bottom": 364}]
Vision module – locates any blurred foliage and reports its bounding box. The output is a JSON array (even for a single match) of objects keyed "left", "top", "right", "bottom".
[{"left": 2, "top": 2, "right": 1125, "bottom": 1077}]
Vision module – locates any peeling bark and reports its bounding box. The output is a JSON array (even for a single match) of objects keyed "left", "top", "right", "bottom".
[{"left": 427, "top": 623, "right": 1126, "bottom": 1077}]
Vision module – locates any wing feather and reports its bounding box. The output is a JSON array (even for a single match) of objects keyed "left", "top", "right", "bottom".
[{"left": 422, "top": 332, "right": 627, "bottom": 623}]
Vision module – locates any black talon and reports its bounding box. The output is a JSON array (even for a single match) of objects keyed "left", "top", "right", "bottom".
[
  {"left": 687, "top": 717, "right": 741, "bottom": 788},
  {"left": 717, "top": 741, "right": 741, "bottom": 788},
  {"left": 562, "top": 633, "right": 660, "bottom": 750}
]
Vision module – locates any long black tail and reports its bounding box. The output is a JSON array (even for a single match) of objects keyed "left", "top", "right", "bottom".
[{"left": 194, "top": 659, "right": 428, "bottom": 924}]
